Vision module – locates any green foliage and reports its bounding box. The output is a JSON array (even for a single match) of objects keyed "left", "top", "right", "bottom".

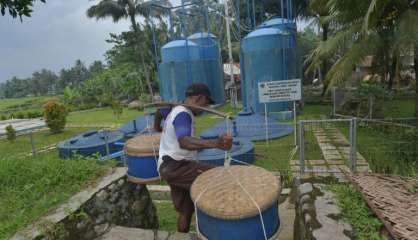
[
  {"left": 0, "top": 0, "right": 45, "bottom": 19},
  {"left": 0, "top": 153, "right": 111, "bottom": 239},
  {"left": 0, "top": 115, "right": 6, "bottom": 120},
  {"left": 62, "top": 86, "right": 81, "bottom": 106},
  {"left": 43, "top": 100, "right": 68, "bottom": 134},
  {"left": 330, "top": 184, "right": 386, "bottom": 240},
  {"left": 5, "top": 125, "right": 16, "bottom": 142},
  {"left": 356, "top": 82, "right": 389, "bottom": 100}
]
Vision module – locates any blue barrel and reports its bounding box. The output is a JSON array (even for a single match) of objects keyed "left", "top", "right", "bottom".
[
  {"left": 200, "top": 112, "right": 294, "bottom": 142},
  {"left": 191, "top": 166, "right": 281, "bottom": 240},
  {"left": 125, "top": 133, "right": 161, "bottom": 184},
  {"left": 58, "top": 130, "right": 124, "bottom": 159},
  {"left": 198, "top": 139, "right": 254, "bottom": 166}
]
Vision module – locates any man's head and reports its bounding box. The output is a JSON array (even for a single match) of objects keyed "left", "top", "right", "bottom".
[{"left": 184, "top": 83, "right": 214, "bottom": 114}]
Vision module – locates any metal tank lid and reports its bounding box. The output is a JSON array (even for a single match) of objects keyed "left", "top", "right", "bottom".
[
  {"left": 244, "top": 28, "right": 285, "bottom": 39},
  {"left": 200, "top": 112, "right": 294, "bottom": 141},
  {"left": 58, "top": 130, "right": 124, "bottom": 149},
  {"left": 162, "top": 40, "right": 198, "bottom": 49},
  {"left": 197, "top": 139, "right": 254, "bottom": 162},
  {"left": 257, "top": 17, "right": 295, "bottom": 29},
  {"left": 187, "top": 32, "right": 217, "bottom": 39}
]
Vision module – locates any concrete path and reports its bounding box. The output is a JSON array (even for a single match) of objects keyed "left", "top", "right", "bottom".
[{"left": 291, "top": 126, "right": 371, "bottom": 181}]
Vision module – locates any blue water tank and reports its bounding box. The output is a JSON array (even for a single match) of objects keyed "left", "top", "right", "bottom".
[
  {"left": 159, "top": 34, "right": 225, "bottom": 104},
  {"left": 257, "top": 17, "right": 296, "bottom": 31},
  {"left": 240, "top": 20, "right": 299, "bottom": 113},
  {"left": 58, "top": 130, "right": 124, "bottom": 159},
  {"left": 187, "top": 32, "right": 225, "bottom": 104}
]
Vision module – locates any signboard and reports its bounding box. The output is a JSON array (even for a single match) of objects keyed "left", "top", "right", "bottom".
[{"left": 258, "top": 79, "right": 302, "bottom": 103}]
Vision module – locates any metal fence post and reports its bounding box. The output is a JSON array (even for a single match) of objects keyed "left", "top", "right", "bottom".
[
  {"left": 30, "top": 131, "right": 36, "bottom": 156},
  {"left": 299, "top": 121, "right": 305, "bottom": 175},
  {"left": 349, "top": 118, "right": 357, "bottom": 173},
  {"left": 104, "top": 130, "right": 110, "bottom": 158}
]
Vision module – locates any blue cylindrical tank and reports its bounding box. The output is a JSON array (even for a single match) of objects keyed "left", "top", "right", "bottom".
[
  {"left": 198, "top": 139, "right": 254, "bottom": 166},
  {"left": 125, "top": 133, "right": 160, "bottom": 184},
  {"left": 187, "top": 32, "right": 225, "bottom": 104},
  {"left": 191, "top": 166, "right": 281, "bottom": 240},
  {"left": 159, "top": 34, "right": 225, "bottom": 104},
  {"left": 159, "top": 40, "right": 200, "bottom": 102},
  {"left": 257, "top": 17, "right": 296, "bottom": 31},
  {"left": 240, "top": 20, "right": 299, "bottom": 113},
  {"left": 58, "top": 130, "right": 124, "bottom": 159}
]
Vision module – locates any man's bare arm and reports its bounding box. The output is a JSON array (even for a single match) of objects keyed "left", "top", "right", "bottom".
[
  {"left": 154, "top": 110, "right": 163, "bottom": 132},
  {"left": 178, "top": 134, "right": 232, "bottom": 151}
]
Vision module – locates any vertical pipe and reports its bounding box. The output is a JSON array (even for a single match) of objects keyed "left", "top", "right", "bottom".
[
  {"left": 246, "top": 0, "right": 251, "bottom": 29},
  {"left": 104, "top": 131, "right": 110, "bottom": 158},
  {"left": 265, "top": 103, "right": 269, "bottom": 146},
  {"left": 236, "top": 0, "right": 241, "bottom": 39},
  {"left": 169, "top": 11, "right": 174, "bottom": 39},
  {"left": 281, "top": 0, "right": 284, "bottom": 18},
  {"left": 150, "top": 20, "right": 159, "bottom": 67},
  {"left": 299, "top": 121, "right": 305, "bottom": 175},
  {"left": 225, "top": 0, "right": 236, "bottom": 107},
  {"left": 251, "top": 0, "right": 256, "bottom": 28}
]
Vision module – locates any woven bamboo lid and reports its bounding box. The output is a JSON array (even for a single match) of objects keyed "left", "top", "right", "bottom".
[
  {"left": 191, "top": 165, "right": 280, "bottom": 220},
  {"left": 124, "top": 134, "right": 161, "bottom": 157}
]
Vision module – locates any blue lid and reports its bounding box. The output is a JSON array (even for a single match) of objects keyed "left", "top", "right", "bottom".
[
  {"left": 258, "top": 17, "right": 295, "bottom": 28},
  {"left": 245, "top": 28, "right": 286, "bottom": 39},
  {"left": 201, "top": 113, "right": 294, "bottom": 141},
  {"left": 188, "top": 32, "right": 217, "bottom": 40},
  {"left": 162, "top": 40, "right": 198, "bottom": 49},
  {"left": 58, "top": 130, "right": 124, "bottom": 149}
]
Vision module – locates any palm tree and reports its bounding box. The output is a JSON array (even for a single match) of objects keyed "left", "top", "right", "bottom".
[
  {"left": 305, "top": 0, "right": 418, "bottom": 115},
  {"left": 87, "top": 0, "right": 171, "bottom": 98}
]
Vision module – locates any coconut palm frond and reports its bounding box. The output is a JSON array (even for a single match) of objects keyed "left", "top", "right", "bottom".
[
  {"left": 305, "top": 21, "right": 363, "bottom": 75},
  {"left": 325, "top": 33, "right": 382, "bottom": 89},
  {"left": 87, "top": 0, "right": 127, "bottom": 22}
]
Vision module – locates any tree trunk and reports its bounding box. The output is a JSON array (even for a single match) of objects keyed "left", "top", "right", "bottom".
[
  {"left": 414, "top": 49, "right": 418, "bottom": 117},
  {"left": 127, "top": 0, "right": 154, "bottom": 98},
  {"left": 388, "top": 54, "right": 396, "bottom": 90},
  {"left": 321, "top": 24, "right": 329, "bottom": 96}
]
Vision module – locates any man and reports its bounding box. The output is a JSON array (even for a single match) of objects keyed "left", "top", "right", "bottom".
[{"left": 154, "top": 83, "right": 233, "bottom": 233}]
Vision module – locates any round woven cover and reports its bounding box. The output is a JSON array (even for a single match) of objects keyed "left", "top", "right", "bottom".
[
  {"left": 124, "top": 134, "right": 161, "bottom": 157},
  {"left": 191, "top": 166, "right": 280, "bottom": 220}
]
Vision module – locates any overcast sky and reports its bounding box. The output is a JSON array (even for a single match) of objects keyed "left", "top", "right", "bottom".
[
  {"left": 0, "top": 0, "right": 133, "bottom": 83},
  {"left": 0, "top": 0, "right": 307, "bottom": 83}
]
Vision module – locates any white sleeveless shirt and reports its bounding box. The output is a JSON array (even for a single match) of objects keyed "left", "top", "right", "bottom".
[{"left": 158, "top": 106, "right": 197, "bottom": 170}]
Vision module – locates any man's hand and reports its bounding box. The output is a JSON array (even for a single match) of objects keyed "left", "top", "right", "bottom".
[{"left": 216, "top": 134, "right": 233, "bottom": 150}]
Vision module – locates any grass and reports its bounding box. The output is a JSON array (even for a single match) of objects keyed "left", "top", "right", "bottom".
[
  {"left": 67, "top": 108, "right": 143, "bottom": 126},
  {"left": 155, "top": 201, "right": 196, "bottom": 233},
  {"left": 0, "top": 96, "right": 53, "bottom": 112},
  {"left": 329, "top": 184, "right": 387, "bottom": 240},
  {"left": 383, "top": 99, "right": 415, "bottom": 118},
  {"left": 0, "top": 152, "right": 114, "bottom": 239},
  {"left": 0, "top": 128, "right": 90, "bottom": 158},
  {"left": 155, "top": 201, "right": 179, "bottom": 232}
]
